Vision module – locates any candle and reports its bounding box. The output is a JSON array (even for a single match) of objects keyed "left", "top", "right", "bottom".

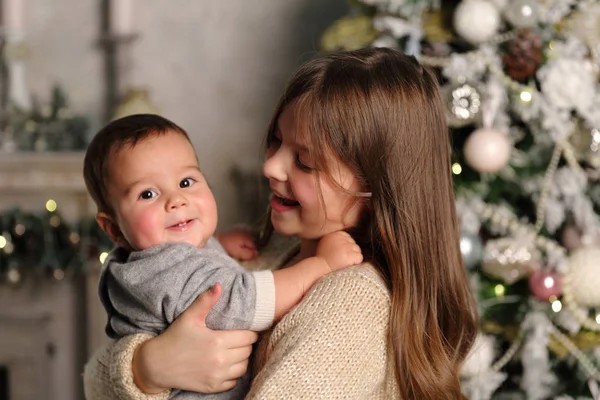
[
  {"left": 111, "top": 0, "right": 134, "bottom": 36},
  {"left": 4, "top": 0, "right": 24, "bottom": 32}
]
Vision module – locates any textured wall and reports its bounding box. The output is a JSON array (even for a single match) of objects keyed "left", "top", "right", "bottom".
[{"left": 23, "top": 0, "right": 348, "bottom": 229}]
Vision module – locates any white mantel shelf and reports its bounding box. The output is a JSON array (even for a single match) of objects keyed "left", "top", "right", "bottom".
[
  {"left": 0, "top": 152, "right": 94, "bottom": 222},
  {"left": 0, "top": 151, "right": 86, "bottom": 192}
]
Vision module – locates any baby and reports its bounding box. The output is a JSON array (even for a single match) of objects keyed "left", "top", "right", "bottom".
[{"left": 83, "top": 114, "right": 363, "bottom": 399}]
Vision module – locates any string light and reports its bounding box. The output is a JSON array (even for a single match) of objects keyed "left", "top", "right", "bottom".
[
  {"left": 49, "top": 215, "right": 61, "bottom": 227},
  {"left": 14, "top": 224, "right": 25, "bottom": 236},
  {"left": 551, "top": 300, "right": 562, "bottom": 313},
  {"left": 45, "top": 199, "right": 57, "bottom": 212},
  {"left": 494, "top": 284, "right": 506, "bottom": 297},
  {"left": 596, "top": 314, "right": 600, "bottom": 325},
  {"left": 53, "top": 269, "right": 65, "bottom": 281},
  {"left": 451, "top": 163, "right": 462, "bottom": 175},
  {"left": 520, "top": 90, "right": 532, "bottom": 102},
  {"left": 69, "top": 232, "right": 80, "bottom": 244},
  {"left": 0, "top": 236, "right": 6, "bottom": 249},
  {"left": 99, "top": 252, "right": 109, "bottom": 264}
]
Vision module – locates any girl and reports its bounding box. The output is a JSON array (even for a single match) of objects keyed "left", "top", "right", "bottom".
[{"left": 84, "top": 47, "right": 477, "bottom": 399}]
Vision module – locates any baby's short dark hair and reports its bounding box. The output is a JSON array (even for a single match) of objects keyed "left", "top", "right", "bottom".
[{"left": 83, "top": 113, "right": 192, "bottom": 214}]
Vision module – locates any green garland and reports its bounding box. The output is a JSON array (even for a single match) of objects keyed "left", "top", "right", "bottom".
[{"left": 0, "top": 207, "right": 112, "bottom": 285}]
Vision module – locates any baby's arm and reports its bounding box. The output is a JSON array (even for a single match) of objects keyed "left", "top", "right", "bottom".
[{"left": 271, "top": 231, "right": 363, "bottom": 321}]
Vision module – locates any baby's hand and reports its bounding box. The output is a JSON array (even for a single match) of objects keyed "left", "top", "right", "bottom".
[
  {"left": 316, "top": 231, "right": 363, "bottom": 272},
  {"left": 216, "top": 228, "right": 258, "bottom": 261}
]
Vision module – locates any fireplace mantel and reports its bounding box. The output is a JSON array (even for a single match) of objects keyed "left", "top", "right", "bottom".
[
  {"left": 0, "top": 151, "right": 108, "bottom": 400},
  {"left": 0, "top": 152, "right": 94, "bottom": 222}
]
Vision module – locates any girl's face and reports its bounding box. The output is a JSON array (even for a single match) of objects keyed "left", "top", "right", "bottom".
[{"left": 263, "top": 103, "right": 364, "bottom": 240}]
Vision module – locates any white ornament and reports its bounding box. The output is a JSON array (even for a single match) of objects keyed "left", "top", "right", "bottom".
[
  {"left": 566, "top": 247, "right": 600, "bottom": 307},
  {"left": 460, "top": 333, "right": 496, "bottom": 378},
  {"left": 538, "top": 58, "right": 595, "bottom": 113},
  {"left": 566, "top": 3, "right": 600, "bottom": 52},
  {"left": 453, "top": 0, "right": 501, "bottom": 44},
  {"left": 464, "top": 128, "right": 511, "bottom": 173},
  {"left": 504, "top": 0, "right": 538, "bottom": 28}
]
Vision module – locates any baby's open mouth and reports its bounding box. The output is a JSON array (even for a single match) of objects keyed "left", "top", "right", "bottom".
[{"left": 170, "top": 220, "right": 193, "bottom": 228}]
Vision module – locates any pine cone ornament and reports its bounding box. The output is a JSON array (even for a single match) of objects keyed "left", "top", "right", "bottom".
[{"left": 502, "top": 29, "right": 543, "bottom": 81}]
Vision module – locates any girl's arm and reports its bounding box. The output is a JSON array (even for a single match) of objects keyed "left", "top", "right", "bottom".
[
  {"left": 246, "top": 266, "right": 393, "bottom": 399},
  {"left": 83, "top": 285, "right": 258, "bottom": 399}
]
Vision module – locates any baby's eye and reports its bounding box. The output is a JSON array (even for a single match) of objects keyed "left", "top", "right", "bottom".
[
  {"left": 180, "top": 178, "right": 196, "bottom": 188},
  {"left": 139, "top": 189, "right": 158, "bottom": 200}
]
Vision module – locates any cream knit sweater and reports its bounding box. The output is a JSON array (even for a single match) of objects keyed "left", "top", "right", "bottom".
[{"left": 83, "top": 235, "right": 399, "bottom": 399}]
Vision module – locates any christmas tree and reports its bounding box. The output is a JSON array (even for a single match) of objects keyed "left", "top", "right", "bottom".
[{"left": 322, "top": 1, "right": 600, "bottom": 399}]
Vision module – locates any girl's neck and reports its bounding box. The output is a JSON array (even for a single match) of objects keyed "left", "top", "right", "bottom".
[{"left": 288, "top": 238, "right": 318, "bottom": 265}]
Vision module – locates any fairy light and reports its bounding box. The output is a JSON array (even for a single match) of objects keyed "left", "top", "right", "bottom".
[
  {"left": 69, "top": 232, "right": 80, "bottom": 244},
  {"left": 520, "top": 90, "right": 532, "bottom": 103},
  {"left": 99, "top": 252, "right": 109, "bottom": 264},
  {"left": 53, "top": 269, "right": 65, "bottom": 281},
  {"left": 14, "top": 224, "right": 25, "bottom": 236},
  {"left": 552, "top": 300, "right": 562, "bottom": 313},
  {"left": 49, "top": 215, "right": 61, "bottom": 227},
  {"left": 452, "top": 163, "right": 463, "bottom": 175},
  {"left": 494, "top": 284, "right": 506, "bottom": 297},
  {"left": 0, "top": 236, "right": 6, "bottom": 249},
  {"left": 596, "top": 314, "right": 600, "bottom": 325},
  {"left": 45, "top": 199, "right": 57, "bottom": 212}
]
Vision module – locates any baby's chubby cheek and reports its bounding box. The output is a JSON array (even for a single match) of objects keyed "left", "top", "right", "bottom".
[{"left": 126, "top": 210, "right": 163, "bottom": 249}]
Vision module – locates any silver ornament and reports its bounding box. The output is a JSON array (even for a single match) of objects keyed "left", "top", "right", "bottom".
[
  {"left": 481, "top": 238, "right": 539, "bottom": 284},
  {"left": 569, "top": 123, "right": 600, "bottom": 169},
  {"left": 460, "top": 232, "right": 483, "bottom": 269},
  {"left": 443, "top": 83, "right": 481, "bottom": 128},
  {"left": 504, "top": 0, "right": 538, "bottom": 28}
]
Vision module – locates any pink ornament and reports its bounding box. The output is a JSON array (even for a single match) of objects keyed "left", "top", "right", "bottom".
[
  {"left": 560, "top": 225, "right": 600, "bottom": 251},
  {"left": 463, "top": 128, "right": 512, "bottom": 173},
  {"left": 528, "top": 269, "right": 563, "bottom": 301},
  {"left": 561, "top": 225, "right": 583, "bottom": 251}
]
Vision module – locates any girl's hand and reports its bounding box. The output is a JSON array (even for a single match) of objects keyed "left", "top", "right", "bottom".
[
  {"left": 132, "top": 283, "right": 259, "bottom": 394},
  {"left": 216, "top": 229, "right": 259, "bottom": 261}
]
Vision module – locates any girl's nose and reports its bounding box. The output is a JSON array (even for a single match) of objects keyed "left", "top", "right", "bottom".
[{"left": 263, "top": 150, "right": 288, "bottom": 182}]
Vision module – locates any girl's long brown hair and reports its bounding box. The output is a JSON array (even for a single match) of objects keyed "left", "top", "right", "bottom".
[{"left": 261, "top": 47, "right": 477, "bottom": 399}]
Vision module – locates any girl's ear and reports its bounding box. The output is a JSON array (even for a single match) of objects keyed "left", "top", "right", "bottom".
[{"left": 96, "top": 212, "right": 127, "bottom": 247}]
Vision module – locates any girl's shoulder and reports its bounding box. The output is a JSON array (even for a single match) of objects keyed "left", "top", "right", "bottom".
[
  {"left": 311, "top": 263, "right": 391, "bottom": 305},
  {"left": 325, "top": 263, "right": 390, "bottom": 297}
]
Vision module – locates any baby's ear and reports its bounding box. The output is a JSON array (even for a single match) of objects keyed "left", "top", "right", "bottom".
[{"left": 96, "top": 212, "right": 126, "bottom": 247}]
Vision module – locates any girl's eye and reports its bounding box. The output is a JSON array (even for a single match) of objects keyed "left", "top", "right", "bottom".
[
  {"left": 139, "top": 189, "right": 158, "bottom": 200},
  {"left": 295, "top": 155, "right": 313, "bottom": 172},
  {"left": 180, "top": 178, "right": 196, "bottom": 188}
]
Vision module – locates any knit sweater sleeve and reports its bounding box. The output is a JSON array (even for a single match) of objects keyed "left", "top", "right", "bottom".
[
  {"left": 83, "top": 333, "right": 172, "bottom": 400},
  {"left": 246, "top": 265, "right": 392, "bottom": 399}
]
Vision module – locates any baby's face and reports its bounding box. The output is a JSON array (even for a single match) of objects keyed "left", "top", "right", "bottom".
[{"left": 105, "top": 130, "right": 217, "bottom": 250}]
